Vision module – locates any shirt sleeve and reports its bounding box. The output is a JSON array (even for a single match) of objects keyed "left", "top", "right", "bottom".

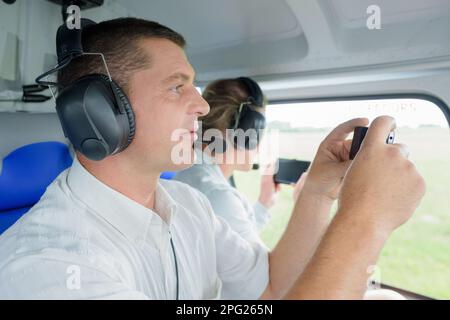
[
  {"left": 194, "top": 190, "right": 270, "bottom": 300},
  {"left": 206, "top": 189, "right": 263, "bottom": 244},
  {"left": 0, "top": 252, "right": 151, "bottom": 300},
  {"left": 213, "top": 215, "right": 270, "bottom": 300},
  {"left": 252, "top": 201, "right": 272, "bottom": 231}
]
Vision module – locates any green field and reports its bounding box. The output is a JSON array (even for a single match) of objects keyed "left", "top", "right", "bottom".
[{"left": 234, "top": 127, "right": 450, "bottom": 299}]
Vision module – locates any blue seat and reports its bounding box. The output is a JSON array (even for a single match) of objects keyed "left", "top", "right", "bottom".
[
  {"left": 0, "top": 141, "right": 177, "bottom": 235},
  {"left": 160, "top": 171, "right": 176, "bottom": 180},
  {"left": 0, "top": 142, "right": 73, "bottom": 234}
]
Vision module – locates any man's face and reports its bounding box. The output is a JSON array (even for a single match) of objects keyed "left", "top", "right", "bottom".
[{"left": 126, "top": 38, "right": 209, "bottom": 172}]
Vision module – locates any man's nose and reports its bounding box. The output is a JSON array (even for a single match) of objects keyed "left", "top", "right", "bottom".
[{"left": 191, "top": 89, "right": 210, "bottom": 116}]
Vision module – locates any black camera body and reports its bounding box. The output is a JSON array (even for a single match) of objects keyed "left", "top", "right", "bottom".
[{"left": 349, "top": 126, "right": 395, "bottom": 160}]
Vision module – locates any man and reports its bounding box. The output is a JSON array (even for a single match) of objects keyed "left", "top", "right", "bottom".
[{"left": 0, "top": 18, "right": 425, "bottom": 299}]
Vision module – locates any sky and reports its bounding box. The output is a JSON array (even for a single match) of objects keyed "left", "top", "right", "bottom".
[{"left": 266, "top": 98, "right": 449, "bottom": 129}]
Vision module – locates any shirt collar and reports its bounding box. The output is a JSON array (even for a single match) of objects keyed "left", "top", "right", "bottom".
[
  {"left": 194, "top": 149, "right": 229, "bottom": 184},
  {"left": 66, "top": 157, "right": 178, "bottom": 245}
]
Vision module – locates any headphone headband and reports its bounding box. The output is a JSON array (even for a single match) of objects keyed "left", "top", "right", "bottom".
[
  {"left": 236, "top": 77, "right": 264, "bottom": 107},
  {"left": 56, "top": 18, "right": 96, "bottom": 64}
]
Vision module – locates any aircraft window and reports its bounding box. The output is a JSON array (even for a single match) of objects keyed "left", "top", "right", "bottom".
[{"left": 233, "top": 97, "right": 450, "bottom": 299}]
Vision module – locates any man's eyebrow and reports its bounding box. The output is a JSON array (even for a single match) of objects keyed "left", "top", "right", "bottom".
[{"left": 162, "top": 72, "right": 195, "bottom": 84}]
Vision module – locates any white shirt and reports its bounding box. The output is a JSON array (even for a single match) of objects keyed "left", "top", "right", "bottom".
[
  {"left": 174, "top": 153, "right": 271, "bottom": 244},
  {"left": 0, "top": 157, "right": 269, "bottom": 299}
]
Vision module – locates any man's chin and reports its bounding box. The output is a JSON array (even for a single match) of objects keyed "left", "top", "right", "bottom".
[
  {"left": 172, "top": 161, "right": 195, "bottom": 172},
  {"left": 167, "top": 141, "right": 198, "bottom": 170},
  {"left": 165, "top": 150, "right": 196, "bottom": 172}
]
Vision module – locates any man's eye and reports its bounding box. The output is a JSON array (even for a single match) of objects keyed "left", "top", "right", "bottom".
[{"left": 170, "top": 84, "right": 183, "bottom": 94}]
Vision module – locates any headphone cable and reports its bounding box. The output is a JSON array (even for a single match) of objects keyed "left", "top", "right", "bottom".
[
  {"left": 169, "top": 235, "right": 179, "bottom": 300},
  {"left": 35, "top": 57, "right": 72, "bottom": 87}
]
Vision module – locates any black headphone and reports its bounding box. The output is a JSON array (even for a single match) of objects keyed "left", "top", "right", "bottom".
[
  {"left": 228, "top": 77, "right": 266, "bottom": 150},
  {"left": 36, "top": 19, "right": 136, "bottom": 161}
]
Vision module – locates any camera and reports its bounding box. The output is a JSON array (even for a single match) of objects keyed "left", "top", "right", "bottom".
[{"left": 349, "top": 126, "right": 395, "bottom": 160}]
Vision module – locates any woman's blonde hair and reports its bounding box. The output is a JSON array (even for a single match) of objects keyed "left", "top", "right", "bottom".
[{"left": 200, "top": 78, "right": 266, "bottom": 134}]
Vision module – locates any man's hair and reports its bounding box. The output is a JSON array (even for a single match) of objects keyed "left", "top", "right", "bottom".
[{"left": 57, "top": 17, "right": 186, "bottom": 95}]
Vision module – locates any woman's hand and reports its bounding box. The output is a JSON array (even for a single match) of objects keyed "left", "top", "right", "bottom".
[{"left": 258, "top": 164, "right": 281, "bottom": 209}]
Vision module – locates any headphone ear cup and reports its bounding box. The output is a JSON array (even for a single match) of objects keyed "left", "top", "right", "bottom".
[
  {"left": 57, "top": 74, "right": 136, "bottom": 160},
  {"left": 232, "top": 106, "right": 266, "bottom": 150},
  {"left": 111, "top": 83, "right": 136, "bottom": 146}
]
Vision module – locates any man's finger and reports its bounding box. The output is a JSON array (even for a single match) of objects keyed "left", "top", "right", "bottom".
[
  {"left": 326, "top": 118, "right": 369, "bottom": 141},
  {"left": 363, "top": 116, "right": 396, "bottom": 147},
  {"left": 392, "top": 143, "right": 410, "bottom": 159},
  {"left": 342, "top": 139, "right": 353, "bottom": 160}
]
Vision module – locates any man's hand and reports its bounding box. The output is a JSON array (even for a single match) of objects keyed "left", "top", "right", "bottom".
[
  {"left": 338, "top": 116, "right": 426, "bottom": 234},
  {"left": 292, "top": 172, "right": 308, "bottom": 202},
  {"left": 280, "top": 117, "right": 426, "bottom": 299},
  {"left": 304, "top": 118, "right": 369, "bottom": 201}
]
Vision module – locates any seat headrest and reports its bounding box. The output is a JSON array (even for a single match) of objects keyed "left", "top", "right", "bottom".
[{"left": 0, "top": 142, "right": 73, "bottom": 211}]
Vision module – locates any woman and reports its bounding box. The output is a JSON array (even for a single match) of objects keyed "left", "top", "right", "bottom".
[{"left": 174, "top": 77, "right": 299, "bottom": 244}]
